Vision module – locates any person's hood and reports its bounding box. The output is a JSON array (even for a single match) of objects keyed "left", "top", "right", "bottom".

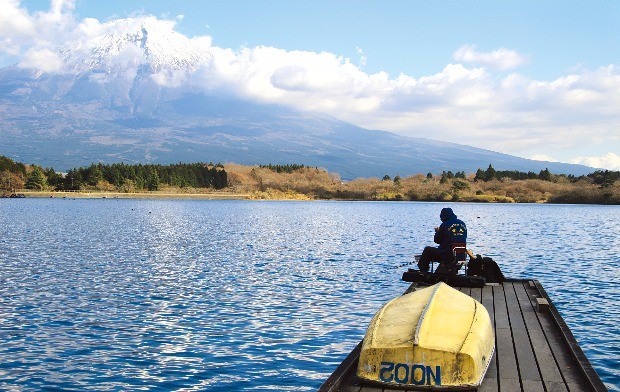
[{"left": 440, "top": 207, "right": 457, "bottom": 222}]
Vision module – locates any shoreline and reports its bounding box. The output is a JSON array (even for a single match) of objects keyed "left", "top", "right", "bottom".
[
  {"left": 2, "top": 190, "right": 618, "bottom": 205},
  {"left": 9, "top": 190, "right": 251, "bottom": 200}
]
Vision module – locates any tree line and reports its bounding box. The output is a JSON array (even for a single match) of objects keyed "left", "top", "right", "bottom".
[
  {"left": 470, "top": 164, "right": 620, "bottom": 185},
  {"left": 2, "top": 155, "right": 619, "bottom": 204},
  {"left": 259, "top": 164, "right": 311, "bottom": 173},
  {"left": 0, "top": 156, "right": 228, "bottom": 192}
]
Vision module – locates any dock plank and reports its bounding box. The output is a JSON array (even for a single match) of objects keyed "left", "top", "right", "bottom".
[
  {"left": 339, "top": 369, "right": 362, "bottom": 392},
  {"left": 358, "top": 386, "right": 382, "bottom": 392},
  {"left": 494, "top": 282, "right": 510, "bottom": 329},
  {"left": 478, "top": 285, "right": 499, "bottom": 392},
  {"left": 504, "top": 281, "right": 542, "bottom": 383},
  {"left": 524, "top": 282, "right": 595, "bottom": 392},
  {"left": 515, "top": 281, "right": 568, "bottom": 391},
  {"left": 522, "top": 379, "right": 545, "bottom": 391},
  {"left": 319, "top": 279, "right": 605, "bottom": 392},
  {"left": 458, "top": 286, "right": 472, "bottom": 297},
  {"left": 493, "top": 283, "right": 521, "bottom": 389},
  {"left": 478, "top": 380, "right": 499, "bottom": 392}
]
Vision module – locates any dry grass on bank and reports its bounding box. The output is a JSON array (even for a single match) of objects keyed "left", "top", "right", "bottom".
[
  {"left": 5, "top": 163, "right": 619, "bottom": 204},
  {"left": 224, "top": 165, "right": 620, "bottom": 204}
]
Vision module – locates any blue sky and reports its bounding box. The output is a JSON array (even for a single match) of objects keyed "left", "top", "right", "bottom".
[
  {"left": 55, "top": 0, "right": 620, "bottom": 79},
  {"left": 2, "top": 0, "right": 620, "bottom": 169}
]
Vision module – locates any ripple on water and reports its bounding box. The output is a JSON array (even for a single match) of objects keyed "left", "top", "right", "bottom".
[{"left": 0, "top": 199, "right": 618, "bottom": 391}]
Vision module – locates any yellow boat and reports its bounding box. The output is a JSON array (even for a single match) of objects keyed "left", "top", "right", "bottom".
[{"left": 357, "top": 282, "right": 494, "bottom": 390}]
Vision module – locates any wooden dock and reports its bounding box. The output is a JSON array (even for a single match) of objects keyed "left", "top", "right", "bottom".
[{"left": 319, "top": 279, "right": 607, "bottom": 392}]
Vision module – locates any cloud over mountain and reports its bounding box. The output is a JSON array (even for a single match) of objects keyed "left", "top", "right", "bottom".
[
  {"left": 572, "top": 153, "right": 620, "bottom": 171},
  {"left": 60, "top": 17, "right": 211, "bottom": 74}
]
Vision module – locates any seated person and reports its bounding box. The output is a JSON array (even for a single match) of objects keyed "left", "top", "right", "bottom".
[{"left": 418, "top": 207, "right": 467, "bottom": 274}]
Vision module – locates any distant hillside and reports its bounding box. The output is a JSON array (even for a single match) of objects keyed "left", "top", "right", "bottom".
[{"left": 0, "top": 18, "right": 594, "bottom": 179}]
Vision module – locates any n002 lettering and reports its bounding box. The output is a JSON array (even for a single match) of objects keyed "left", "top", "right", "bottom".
[{"left": 379, "top": 361, "right": 441, "bottom": 386}]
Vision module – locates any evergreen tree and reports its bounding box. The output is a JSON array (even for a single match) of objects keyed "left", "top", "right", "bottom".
[
  {"left": 474, "top": 168, "right": 485, "bottom": 181},
  {"left": 452, "top": 180, "right": 469, "bottom": 192},
  {"left": 0, "top": 155, "right": 27, "bottom": 176},
  {"left": 539, "top": 168, "right": 552, "bottom": 181},
  {"left": 30, "top": 160, "right": 230, "bottom": 191},
  {"left": 438, "top": 171, "right": 455, "bottom": 183},
  {"left": 87, "top": 164, "right": 104, "bottom": 186},
  {"left": 25, "top": 167, "right": 47, "bottom": 190},
  {"left": 147, "top": 168, "right": 159, "bottom": 191},
  {"left": 44, "top": 168, "right": 64, "bottom": 189},
  {"left": 213, "top": 169, "right": 227, "bottom": 189},
  {"left": 65, "top": 169, "right": 81, "bottom": 190},
  {"left": 260, "top": 163, "right": 306, "bottom": 173},
  {"left": 107, "top": 164, "right": 123, "bottom": 187},
  {"left": 485, "top": 164, "right": 496, "bottom": 181}
]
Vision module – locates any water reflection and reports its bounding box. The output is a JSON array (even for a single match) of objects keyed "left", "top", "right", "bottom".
[{"left": 0, "top": 199, "right": 617, "bottom": 391}]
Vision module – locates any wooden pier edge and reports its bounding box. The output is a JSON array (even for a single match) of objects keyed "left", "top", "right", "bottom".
[
  {"left": 529, "top": 279, "right": 607, "bottom": 392},
  {"left": 318, "top": 283, "right": 419, "bottom": 392},
  {"left": 319, "top": 341, "right": 362, "bottom": 392},
  {"left": 318, "top": 279, "right": 607, "bottom": 392}
]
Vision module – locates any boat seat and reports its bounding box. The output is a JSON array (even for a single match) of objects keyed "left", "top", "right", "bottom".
[
  {"left": 452, "top": 243, "right": 468, "bottom": 274},
  {"left": 415, "top": 244, "right": 468, "bottom": 274}
]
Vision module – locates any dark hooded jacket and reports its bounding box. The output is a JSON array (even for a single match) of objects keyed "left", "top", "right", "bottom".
[{"left": 433, "top": 208, "right": 467, "bottom": 260}]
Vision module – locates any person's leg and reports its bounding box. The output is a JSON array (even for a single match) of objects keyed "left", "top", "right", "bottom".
[{"left": 418, "top": 246, "right": 441, "bottom": 273}]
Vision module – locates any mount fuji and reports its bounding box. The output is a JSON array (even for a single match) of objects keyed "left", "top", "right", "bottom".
[{"left": 0, "top": 17, "right": 593, "bottom": 179}]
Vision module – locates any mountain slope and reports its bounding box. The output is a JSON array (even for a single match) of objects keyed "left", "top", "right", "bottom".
[
  {"left": 61, "top": 17, "right": 210, "bottom": 75},
  {"left": 0, "top": 17, "right": 593, "bottom": 179}
]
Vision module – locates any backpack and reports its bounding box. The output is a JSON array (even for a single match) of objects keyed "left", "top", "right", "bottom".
[{"left": 466, "top": 255, "right": 505, "bottom": 283}]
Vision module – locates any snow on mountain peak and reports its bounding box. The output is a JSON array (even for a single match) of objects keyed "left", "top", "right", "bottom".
[{"left": 61, "top": 17, "right": 211, "bottom": 76}]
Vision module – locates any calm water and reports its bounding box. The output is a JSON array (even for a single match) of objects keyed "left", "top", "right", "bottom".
[{"left": 0, "top": 199, "right": 618, "bottom": 391}]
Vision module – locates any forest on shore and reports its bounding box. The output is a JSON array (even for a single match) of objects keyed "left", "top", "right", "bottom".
[{"left": 1, "top": 155, "right": 619, "bottom": 204}]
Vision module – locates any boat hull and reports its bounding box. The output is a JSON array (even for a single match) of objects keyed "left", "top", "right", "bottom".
[{"left": 357, "top": 282, "right": 494, "bottom": 390}]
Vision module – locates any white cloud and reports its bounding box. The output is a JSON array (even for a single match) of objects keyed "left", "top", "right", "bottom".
[
  {"left": 31, "top": 0, "right": 76, "bottom": 46},
  {"left": 571, "top": 153, "right": 620, "bottom": 170},
  {"left": 453, "top": 45, "right": 528, "bottom": 70},
  {"left": 18, "top": 47, "right": 64, "bottom": 72},
  {"left": 0, "top": 0, "right": 77, "bottom": 59},
  {"left": 152, "top": 69, "right": 188, "bottom": 87},
  {"left": 77, "top": 18, "right": 105, "bottom": 39},
  {"left": 0, "top": 0, "right": 37, "bottom": 54},
  {"left": 356, "top": 47, "right": 367, "bottom": 67},
  {"left": 529, "top": 155, "right": 559, "bottom": 162},
  {"left": 49, "top": 0, "right": 76, "bottom": 17},
  {"left": 1, "top": 7, "right": 619, "bottom": 169},
  {"left": 193, "top": 46, "right": 388, "bottom": 113}
]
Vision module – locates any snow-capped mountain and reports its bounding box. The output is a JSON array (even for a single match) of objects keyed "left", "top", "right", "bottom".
[
  {"left": 61, "top": 17, "right": 211, "bottom": 76},
  {"left": 0, "top": 17, "right": 594, "bottom": 178}
]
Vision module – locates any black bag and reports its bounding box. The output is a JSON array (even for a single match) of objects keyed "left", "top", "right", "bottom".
[{"left": 467, "top": 256, "right": 505, "bottom": 283}]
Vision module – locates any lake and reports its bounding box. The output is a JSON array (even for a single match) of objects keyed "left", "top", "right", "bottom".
[{"left": 0, "top": 199, "right": 618, "bottom": 391}]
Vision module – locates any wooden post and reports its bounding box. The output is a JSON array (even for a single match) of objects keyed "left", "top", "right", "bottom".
[{"left": 536, "top": 297, "right": 550, "bottom": 313}]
